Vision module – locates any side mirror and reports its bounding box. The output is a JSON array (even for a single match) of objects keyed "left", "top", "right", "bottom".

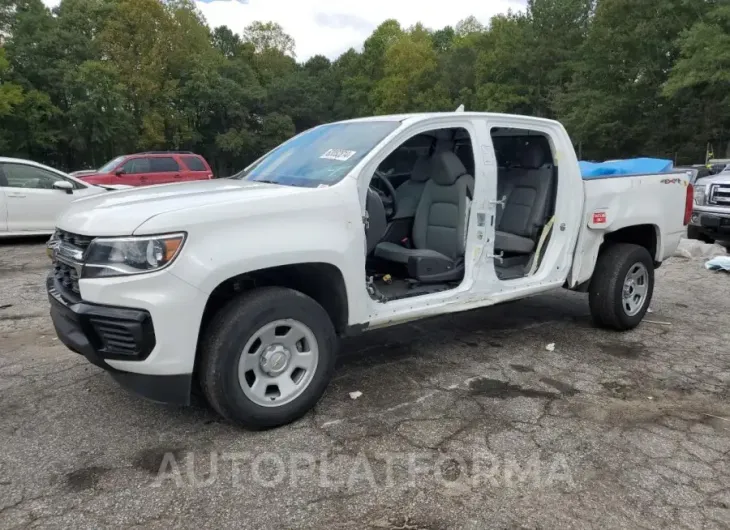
[
  {"left": 52, "top": 181, "right": 74, "bottom": 194},
  {"left": 115, "top": 168, "right": 125, "bottom": 177}
]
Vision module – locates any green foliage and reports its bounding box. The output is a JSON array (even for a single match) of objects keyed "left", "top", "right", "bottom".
[
  {"left": 0, "top": 0, "right": 727, "bottom": 172},
  {"left": 244, "top": 21, "right": 296, "bottom": 57},
  {"left": 0, "top": 48, "right": 24, "bottom": 118}
]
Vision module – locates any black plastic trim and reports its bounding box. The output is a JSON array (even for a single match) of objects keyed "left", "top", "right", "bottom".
[
  {"left": 47, "top": 274, "right": 156, "bottom": 361},
  {"left": 47, "top": 274, "right": 191, "bottom": 405},
  {"left": 109, "top": 371, "right": 192, "bottom": 405},
  {"left": 698, "top": 213, "right": 730, "bottom": 236}
]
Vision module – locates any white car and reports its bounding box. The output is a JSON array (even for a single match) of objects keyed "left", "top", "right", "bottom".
[
  {"left": 0, "top": 157, "right": 129, "bottom": 237},
  {"left": 47, "top": 112, "right": 691, "bottom": 429}
]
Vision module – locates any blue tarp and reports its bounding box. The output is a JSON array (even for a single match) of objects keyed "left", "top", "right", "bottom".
[{"left": 579, "top": 158, "right": 673, "bottom": 179}]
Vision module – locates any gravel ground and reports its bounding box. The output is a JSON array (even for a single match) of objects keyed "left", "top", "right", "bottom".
[{"left": 1, "top": 238, "right": 729, "bottom": 529}]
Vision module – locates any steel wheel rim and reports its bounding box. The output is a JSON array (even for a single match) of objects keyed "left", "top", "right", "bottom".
[
  {"left": 238, "top": 319, "right": 319, "bottom": 408},
  {"left": 622, "top": 262, "right": 649, "bottom": 317}
]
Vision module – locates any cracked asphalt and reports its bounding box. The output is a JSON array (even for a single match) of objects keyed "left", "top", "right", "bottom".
[{"left": 1, "top": 238, "right": 729, "bottom": 529}]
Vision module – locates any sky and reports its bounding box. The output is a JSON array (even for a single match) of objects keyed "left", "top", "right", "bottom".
[{"left": 42, "top": 0, "right": 526, "bottom": 61}]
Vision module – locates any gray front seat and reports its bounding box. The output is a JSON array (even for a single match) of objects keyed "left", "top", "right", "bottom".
[
  {"left": 393, "top": 156, "right": 432, "bottom": 219},
  {"left": 495, "top": 142, "right": 552, "bottom": 254},
  {"left": 375, "top": 151, "right": 474, "bottom": 282}
]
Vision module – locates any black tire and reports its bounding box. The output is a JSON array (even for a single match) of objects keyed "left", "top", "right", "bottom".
[
  {"left": 589, "top": 243, "right": 655, "bottom": 331},
  {"left": 199, "top": 287, "right": 337, "bottom": 429}
]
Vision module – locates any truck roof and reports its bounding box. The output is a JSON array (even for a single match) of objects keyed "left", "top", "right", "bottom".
[{"left": 337, "top": 112, "right": 562, "bottom": 128}]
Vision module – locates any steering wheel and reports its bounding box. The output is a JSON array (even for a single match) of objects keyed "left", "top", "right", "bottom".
[{"left": 370, "top": 170, "right": 398, "bottom": 221}]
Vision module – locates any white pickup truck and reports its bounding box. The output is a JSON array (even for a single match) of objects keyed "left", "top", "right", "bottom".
[{"left": 46, "top": 112, "right": 692, "bottom": 429}]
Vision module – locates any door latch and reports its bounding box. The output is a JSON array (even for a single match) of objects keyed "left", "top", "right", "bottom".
[
  {"left": 489, "top": 195, "right": 507, "bottom": 209},
  {"left": 487, "top": 251, "right": 504, "bottom": 264},
  {"left": 362, "top": 212, "right": 370, "bottom": 230}
]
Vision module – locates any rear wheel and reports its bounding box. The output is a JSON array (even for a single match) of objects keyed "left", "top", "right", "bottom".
[
  {"left": 589, "top": 243, "right": 655, "bottom": 331},
  {"left": 200, "top": 287, "right": 337, "bottom": 429}
]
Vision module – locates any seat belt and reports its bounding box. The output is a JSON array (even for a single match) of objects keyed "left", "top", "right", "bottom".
[
  {"left": 463, "top": 179, "right": 473, "bottom": 252},
  {"left": 528, "top": 215, "right": 555, "bottom": 276}
]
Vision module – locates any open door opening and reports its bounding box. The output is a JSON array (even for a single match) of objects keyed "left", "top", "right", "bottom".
[
  {"left": 490, "top": 127, "right": 558, "bottom": 281},
  {"left": 363, "top": 127, "right": 475, "bottom": 302}
]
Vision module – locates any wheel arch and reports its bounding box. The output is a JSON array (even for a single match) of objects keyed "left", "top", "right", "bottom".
[
  {"left": 569, "top": 223, "right": 661, "bottom": 291},
  {"left": 601, "top": 223, "right": 661, "bottom": 263},
  {"left": 197, "top": 262, "right": 350, "bottom": 345}
]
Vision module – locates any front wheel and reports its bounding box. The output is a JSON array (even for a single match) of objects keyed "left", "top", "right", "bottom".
[
  {"left": 200, "top": 287, "right": 337, "bottom": 429},
  {"left": 589, "top": 243, "right": 655, "bottom": 331}
]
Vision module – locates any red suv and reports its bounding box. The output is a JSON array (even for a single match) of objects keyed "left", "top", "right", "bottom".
[{"left": 78, "top": 151, "right": 214, "bottom": 186}]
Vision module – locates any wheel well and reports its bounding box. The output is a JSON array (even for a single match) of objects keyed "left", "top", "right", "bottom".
[
  {"left": 602, "top": 224, "right": 659, "bottom": 262},
  {"left": 199, "top": 263, "right": 349, "bottom": 341}
]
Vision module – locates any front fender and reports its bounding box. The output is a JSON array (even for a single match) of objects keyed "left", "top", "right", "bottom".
[{"left": 137, "top": 182, "right": 369, "bottom": 326}]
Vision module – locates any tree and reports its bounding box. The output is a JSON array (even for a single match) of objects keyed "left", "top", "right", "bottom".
[
  {"left": 455, "top": 15, "right": 485, "bottom": 37},
  {"left": 243, "top": 21, "right": 295, "bottom": 57},
  {"left": 63, "top": 60, "right": 134, "bottom": 165},
  {"left": 361, "top": 19, "right": 403, "bottom": 80},
  {"left": 212, "top": 25, "right": 243, "bottom": 58},
  {"left": 0, "top": 48, "right": 24, "bottom": 118},
  {"left": 0, "top": 0, "right": 724, "bottom": 172},
  {"left": 555, "top": 0, "right": 705, "bottom": 160},
  {"left": 432, "top": 26, "right": 455, "bottom": 53},
  {"left": 371, "top": 24, "right": 450, "bottom": 114},
  {"left": 664, "top": 2, "right": 730, "bottom": 157},
  {"left": 473, "top": 12, "right": 534, "bottom": 113}
]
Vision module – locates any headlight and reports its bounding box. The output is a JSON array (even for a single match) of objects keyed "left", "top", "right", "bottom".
[
  {"left": 82, "top": 233, "right": 186, "bottom": 278},
  {"left": 693, "top": 185, "right": 705, "bottom": 205}
]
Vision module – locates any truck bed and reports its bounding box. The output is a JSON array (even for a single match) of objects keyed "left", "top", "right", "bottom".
[{"left": 568, "top": 171, "right": 690, "bottom": 287}]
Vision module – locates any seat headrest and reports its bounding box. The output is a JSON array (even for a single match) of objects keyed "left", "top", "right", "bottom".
[
  {"left": 431, "top": 151, "right": 468, "bottom": 186},
  {"left": 521, "top": 142, "right": 546, "bottom": 169},
  {"left": 409, "top": 156, "right": 432, "bottom": 183}
]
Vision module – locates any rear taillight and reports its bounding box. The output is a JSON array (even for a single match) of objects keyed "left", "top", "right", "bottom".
[
  {"left": 684, "top": 183, "right": 694, "bottom": 226},
  {"left": 207, "top": 173, "right": 213, "bottom": 179}
]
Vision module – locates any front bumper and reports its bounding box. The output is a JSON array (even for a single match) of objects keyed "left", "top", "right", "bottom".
[
  {"left": 690, "top": 210, "right": 730, "bottom": 240},
  {"left": 47, "top": 275, "right": 192, "bottom": 405}
]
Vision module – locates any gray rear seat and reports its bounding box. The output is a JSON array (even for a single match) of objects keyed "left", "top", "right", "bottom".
[{"left": 495, "top": 142, "right": 553, "bottom": 254}]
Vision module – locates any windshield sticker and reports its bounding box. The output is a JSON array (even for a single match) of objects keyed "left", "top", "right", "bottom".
[{"left": 320, "top": 149, "right": 356, "bottom": 161}]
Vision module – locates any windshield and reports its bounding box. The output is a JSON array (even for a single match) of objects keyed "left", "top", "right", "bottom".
[
  {"left": 97, "top": 156, "right": 125, "bottom": 174},
  {"left": 233, "top": 121, "right": 400, "bottom": 187}
]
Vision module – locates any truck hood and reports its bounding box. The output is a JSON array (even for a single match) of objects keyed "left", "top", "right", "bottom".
[
  {"left": 58, "top": 179, "right": 313, "bottom": 235},
  {"left": 697, "top": 173, "right": 730, "bottom": 186}
]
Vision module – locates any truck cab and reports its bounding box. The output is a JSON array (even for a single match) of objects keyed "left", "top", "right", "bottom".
[{"left": 46, "top": 112, "right": 691, "bottom": 429}]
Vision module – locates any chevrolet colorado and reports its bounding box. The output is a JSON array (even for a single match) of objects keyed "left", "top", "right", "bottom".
[{"left": 46, "top": 112, "right": 692, "bottom": 429}]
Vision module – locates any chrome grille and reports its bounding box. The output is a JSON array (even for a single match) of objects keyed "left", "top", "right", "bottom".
[
  {"left": 50, "top": 229, "right": 94, "bottom": 300},
  {"left": 709, "top": 184, "right": 730, "bottom": 206},
  {"left": 55, "top": 229, "right": 94, "bottom": 251}
]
